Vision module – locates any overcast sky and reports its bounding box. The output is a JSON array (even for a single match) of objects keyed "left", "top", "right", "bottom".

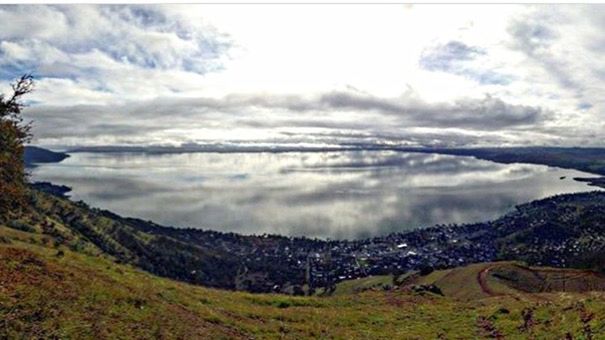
[{"left": 1, "top": 4, "right": 604, "bottom": 148}]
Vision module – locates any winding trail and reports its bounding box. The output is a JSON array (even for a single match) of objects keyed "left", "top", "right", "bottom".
[
  {"left": 476, "top": 262, "right": 605, "bottom": 297},
  {"left": 477, "top": 264, "right": 500, "bottom": 297}
]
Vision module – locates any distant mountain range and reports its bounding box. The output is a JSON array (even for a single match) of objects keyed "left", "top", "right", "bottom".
[{"left": 24, "top": 146, "right": 69, "bottom": 167}]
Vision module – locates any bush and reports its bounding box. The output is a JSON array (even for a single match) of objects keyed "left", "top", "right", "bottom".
[
  {"left": 7, "top": 220, "right": 36, "bottom": 233},
  {"left": 419, "top": 265, "right": 434, "bottom": 276},
  {"left": 69, "top": 239, "right": 88, "bottom": 253}
]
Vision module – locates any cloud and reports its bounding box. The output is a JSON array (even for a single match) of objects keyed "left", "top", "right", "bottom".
[
  {"left": 1, "top": 4, "right": 604, "bottom": 148},
  {"left": 0, "top": 4, "right": 233, "bottom": 108},
  {"left": 420, "top": 41, "right": 485, "bottom": 70},
  {"left": 505, "top": 6, "right": 605, "bottom": 120},
  {"left": 0, "top": 5, "right": 231, "bottom": 77},
  {"left": 420, "top": 41, "right": 511, "bottom": 85},
  {"left": 25, "top": 89, "right": 548, "bottom": 149},
  {"left": 318, "top": 92, "right": 543, "bottom": 129},
  {"left": 507, "top": 13, "right": 577, "bottom": 89}
]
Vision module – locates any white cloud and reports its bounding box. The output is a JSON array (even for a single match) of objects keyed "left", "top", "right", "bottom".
[{"left": 0, "top": 4, "right": 603, "bottom": 147}]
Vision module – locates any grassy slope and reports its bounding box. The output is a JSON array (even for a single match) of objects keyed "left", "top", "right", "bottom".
[
  {"left": 19, "top": 190, "right": 241, "bottom": 289},
  {"left": 4, "top": 190, "right": 605, "bottom": 338},
  {"left": 410, "top": 262, "right": 605, "bottom": 297},
  {"left": 3, "top": 227, "right": 605, "bottom": 339},
  {"left": 315, "top": 275, "right": 394, "bottom": 296}
]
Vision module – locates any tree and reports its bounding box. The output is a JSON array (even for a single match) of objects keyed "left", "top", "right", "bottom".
[{"left": 0, "top": 74, "right": 34, "bottom": 220}]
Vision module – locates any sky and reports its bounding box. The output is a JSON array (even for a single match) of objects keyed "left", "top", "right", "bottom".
[{"left": 1, "top": 4, "right": 604, "bottom": 148}]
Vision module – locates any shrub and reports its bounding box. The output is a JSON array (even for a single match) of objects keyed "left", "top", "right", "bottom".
[{"left": 7, "top": 220, "right": 36, "bottom": 233}]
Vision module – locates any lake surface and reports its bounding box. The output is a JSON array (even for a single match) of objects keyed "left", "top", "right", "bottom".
[{"left": 31, "top": 150, "right": 599, "bottom": 239}]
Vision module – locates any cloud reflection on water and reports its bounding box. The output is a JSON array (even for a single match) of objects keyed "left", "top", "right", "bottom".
[{"left": 31, "top": 151, "right": 597, "bottom": 239}]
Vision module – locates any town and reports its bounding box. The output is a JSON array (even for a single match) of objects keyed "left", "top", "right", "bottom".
[{"left": 117, "top": 190, "right": 605, "bottom": 294}]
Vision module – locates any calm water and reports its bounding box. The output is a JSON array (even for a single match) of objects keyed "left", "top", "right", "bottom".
[{"left": 31, "top": 151, "right": 599, "bottom": 239}]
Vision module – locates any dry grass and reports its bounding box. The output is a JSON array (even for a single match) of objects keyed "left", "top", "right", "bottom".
[{"left": 2, "top": 228, "right": 605, "bottom": 339}]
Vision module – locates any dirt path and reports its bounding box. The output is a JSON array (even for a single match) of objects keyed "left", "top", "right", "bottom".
[{"left": 477, "top": 264, "right": 500, "bottom": 297}]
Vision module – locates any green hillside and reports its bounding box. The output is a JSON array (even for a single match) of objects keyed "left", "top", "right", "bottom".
[
  {"left": 13, "top": 190, "right": 241, "bottom": 289},
  {"left": 3, "top": 213, "right": 605, "bottom": 339}
]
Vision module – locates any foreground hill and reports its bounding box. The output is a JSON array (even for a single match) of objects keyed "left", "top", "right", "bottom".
[{"left": 3, "top": 227, "right": 605, "bottom": 339}]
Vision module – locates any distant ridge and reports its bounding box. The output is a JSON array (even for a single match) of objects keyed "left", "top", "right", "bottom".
[{"left": 24, "top": 146, "right": 69, "bottom": 167}]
